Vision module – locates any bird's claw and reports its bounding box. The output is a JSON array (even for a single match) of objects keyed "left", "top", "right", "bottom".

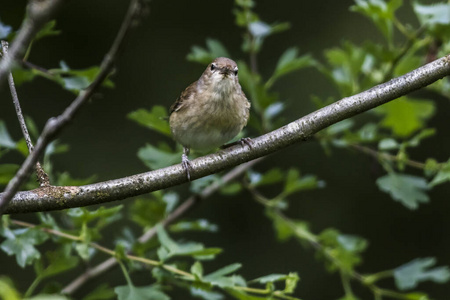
[
  {"left": 221, "top": 137, "right": 253, "bottom": 150},
  {"left": 181, "top": 153, "right": 192, "bottom": 181},
  {"left": 238, "top": 137, "right": 253, "bottom": 149}
]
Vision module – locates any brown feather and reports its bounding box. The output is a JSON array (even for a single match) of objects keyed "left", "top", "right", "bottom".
[{"left": 169, "top": 81, "right": 197, "bottom": 115}]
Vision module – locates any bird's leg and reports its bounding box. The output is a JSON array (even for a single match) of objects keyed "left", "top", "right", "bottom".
[
  {"left": 221, "top": 137, "right": 254, "bottom": 149},
  {"left": 181, "top": 147, "right": 192, "bottom": 181}
]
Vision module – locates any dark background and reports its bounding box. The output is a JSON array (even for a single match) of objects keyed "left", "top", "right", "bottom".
[{"left": 1, "top": 1, "right": 449, "bottom": 299}]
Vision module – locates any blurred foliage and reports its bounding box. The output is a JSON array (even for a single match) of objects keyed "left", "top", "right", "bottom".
[{"left": 1, "top": 0, "right": 450, "bottom": 299}]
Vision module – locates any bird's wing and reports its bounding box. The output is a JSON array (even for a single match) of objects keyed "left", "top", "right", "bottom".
[{"left": 169, "top": 81, "right": 197, "bottom": 115}]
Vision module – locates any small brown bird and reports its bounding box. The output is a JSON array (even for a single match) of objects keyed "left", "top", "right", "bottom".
[{"left": 169, "top": 57, "right": 251, "bottom": 180}]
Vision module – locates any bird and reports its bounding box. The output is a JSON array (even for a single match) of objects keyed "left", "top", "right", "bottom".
[{"left": 169, "top": 57, "right": 251, "bottom": 180}]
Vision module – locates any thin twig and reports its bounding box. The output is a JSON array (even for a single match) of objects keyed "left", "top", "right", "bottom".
[
  {"left": 350, "top": 144, "right": 428, "bottom": 170},
  {"left": 0, "top": 0, "right": 65, "bottom": 87},
  {"left": 61, "top": 158, "right": 263, "bottom": 295},
  {"left": 21, "top": 60, "right": 52, "bottom": 75},
  {"left": 0, "top": 0, "right": 146, "bottom": 215},
  {"left": 1, "top": 40, "right": 50, "bottom": 187}
]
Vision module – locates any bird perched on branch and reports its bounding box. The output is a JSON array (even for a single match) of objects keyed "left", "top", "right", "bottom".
[{"left": 169, "top": 57, "right": 251, "bottom": 180}]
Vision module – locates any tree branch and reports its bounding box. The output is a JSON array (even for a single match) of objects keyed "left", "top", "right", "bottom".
[
  {"left": 2, "top": 40, "right": 50, "bottom": 187},
  {"left": 2, "top": 55, "right": 450, "bottom": 214},
  {"left": 0, "top": 0, "right": 146, "bottom": 215},
  {"left": 0, "top": 0, "right": 65, "bottom": 87}
]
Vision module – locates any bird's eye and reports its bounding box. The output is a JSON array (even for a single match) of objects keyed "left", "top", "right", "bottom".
[
  {"left": 211, "top": 64, "right": 216, "bottom": 71},
  {"left": 234, "top": 69, "right": 238, "bottom": 76}
]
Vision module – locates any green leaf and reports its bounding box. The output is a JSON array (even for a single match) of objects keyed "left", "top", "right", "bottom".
[
  {"left": 322, "top": 41, "right": 377, "bottom": 96},
  {"left": 204, "top": 263, "right": 242, "bottom": 280},
  {"left": 284, "top": 272, "right": 299, "bottom": 294},
  {"left": 36, "top": 249, "right": 79, "bottom": 279},
  {"left": 424, "top": 158, "right": 440, "bottom": 177},
  {"left": 1, "top": 227, "right": 49, "bottom": 268},
  {"left": 11, "top": 67, "right": 38, "bottom": 86},
  {"left": 163, "top": 192, "right": 179, "bottom": 213},
  {"left": 220, "top": 182, "right": 243, "bottom": 195},
  {"left": 283, "top": 169, "right": 324, "bottom": 196},
  {"left": 127, "top": 106, "right": 171, "bottom": 137},
  {"left": 115, "top": 284, "right": 169, "bottom": 300},
  {"left": 251, "top": 272, "right": 299, "bottom": 294},
  {"left": 263, "top": 102, "right": 285, "bottom": 122},
  {"left": 403, "top": 293, "right": 430, "bottom": 300},
  {"left": 170, "top": 219, "right": 218, "bottom": 233},
  {"left": 115, "top": 243, "right": 130, "bottom": 263},
  {"left": 393, "top": 53, "right": 423, "bottom": 78},
  {"left": 413, "top": 2, "right": 450, "bottom": 39},
  {"left": 251, "top": 274, "right": 287, "bottom": 284},
  {"left": 235, "top": 0, "right": 255, "bottom": 9},
  {"left": 184, "top": 247, "right": 222, "bottom": 257},
  {"left": 375, "top": 97, "right": 435, "bottom": 137},
  {"left": 204, "top": 274, "right": 246, "bottom": 289},
  {"left": 378, "top": 138, "right": 399, "bottom": 150},
  {"left": 248, "top": 169, "right": 284, "bottom": 187},
  {"left": 44, "top": 140, "right": 69, "bottom": 158},
  {"left": 249, "top": 21, "right": 271, "bottom": 38},
  {"left": 357, "top": 123, "right": 379, "bottom": 142},
  {"left": 0, "top": 164, "right": 19, "bottom": 185},
  {"left": 0, "top": 276, "right": 21, "bottom": 300},
  {"left": 429, "top": 159, "right": 450, "bottom": 187},
  {"left": 156, "top": 225, "right": 220, "bottom": 260},
  {"left": 67, "top": 205, "right": 123, "bottom": 227},
  {"left": 241, "top": 19, "right": 290, "bottom": 53},
  {"left": 75, "top": 243, "right": 90, "bottom": 261},
  {"left": 82, "top": 284, "right": 116, "bottom": 300},
  {"left": 129, "top": 196, "right": 167, "bottom": 228},
  {"left": 326, "top": 119, "right": 354, "bottom": 136},
  {"left": 237, "top": 60, "right": 278, "bottom": 112},
  {"left": 318, "top": 229, "right": 367, "bottom": 272},
  {"left": 156, "top": 225, "right": 179, "bottom": 254},
  {"left": 350, "top": 0, "right": 402, "bottom": 44},
  {"left": 187, "top": 38, "right": 230, "bottom": 64},
  {"left": 376, "top": 173, "right": 430, "bottom": 209},
  {"left": 46, "top": 61, "right": 114, "bottom": 93},
  {"left": 266, "top": 210, "right": 295, "bottom": 241},
  {"left": 190, "top": 287, "right": 224, "bottom": 300},
  {"left": 35, "top": 20, "right": 61, "bottom": 40},
  {"left": 0, "top": 120, "right": 16, "bottom": 149},
  {"left": 191, "top": 261, "right": 204, "bottom": 278},
  {"left": 137, "top": 143, "right": 180, "bottom": 170},
  {"left": 337, "top": 235, "right": 368, "bottom": 253},
  {"left": 413, "top": 3, "right": 450, "bottom": 25},
  {"left": 267, "top": 47, "right": 315, "bottom": 87},
  {"left": 62, "top": 76, "right": 90, "bottom": 91},
  {"left": 406, "top": 128, "right": 435, "bottom": 148},
  {"left": 394, "top": 257, "right": 450, "bottom": 290}
]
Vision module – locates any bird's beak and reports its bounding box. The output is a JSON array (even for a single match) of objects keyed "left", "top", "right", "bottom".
[{"left": 220, "top": 68, "right": 232, "bottom": 77}]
